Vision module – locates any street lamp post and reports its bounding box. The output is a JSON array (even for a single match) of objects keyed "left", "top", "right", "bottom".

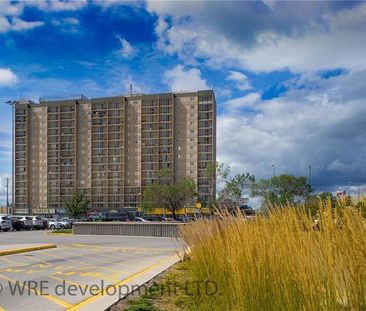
[
  {"left": 6, "top": 177, "right": 9, "bottom": 212},
  {"left": 308, "top": 165, "right": 312, "bottom": 185},
  {"left": 5, "top": 100, "right": 19, "bottom": 215}
]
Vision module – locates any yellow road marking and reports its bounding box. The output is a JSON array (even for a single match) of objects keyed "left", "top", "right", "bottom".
[
  {"left": 22, "top": 255, "right": 52, "bottom": 268},
  {"left": 60, "top": 247, "right": 142, "bottom": 270},
  {"left": 67, "top": 253, "right": 178, "bottom": 311},
  {"left": 51, "top": 270, "right": 117, "bottom": 282},
  {"left": 53, "top": 248, "right": 130, "bottom": 274},
  {"left": 0, "top": 255, "right": 49, "bottom": 269},
  {"left": 72, "top": 249, "right": 145, "bottom": 268},
  {"left": 47, "top": 274, "right": 88, "bottom": 289},
  {"left": 72, "top": 243, "right": 172, "bottom": 253},
  {"left": 0, "top": 273, "right": 72, "bottom": 308},
  {"left": 45, "top": 232, "right": 73, "bottom": 236},
  {"left": 79, "top": 248, "right": 175, "bottom": 270},
  {"left": 0, "top": 257, "right": 27, "bottom": 266},
  {"left": 55, "top": 265, "right": 75, "bottom": 270},
  {"left": 41, "top": 252, "right": 122, "bottom": 282},
  {"left": 0, "top": 268, "right": 28, "bottom": 273}
]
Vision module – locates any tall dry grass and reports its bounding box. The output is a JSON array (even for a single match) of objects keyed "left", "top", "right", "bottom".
[{"left": 180, "top": 201, "right": 366, "bottom": 311}]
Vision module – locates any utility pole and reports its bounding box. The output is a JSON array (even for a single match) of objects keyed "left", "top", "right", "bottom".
[
  {"left": 272, "top": 164, "right": 275, "bottom": 178},
  {"left": 308, "top": 165, "right": 312, "bottom": 185},
  {"left": 6, "top": 178, "right": 9, "bottom": 209}
]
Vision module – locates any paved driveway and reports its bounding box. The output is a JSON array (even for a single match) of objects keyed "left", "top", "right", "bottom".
[{"left": 0, "top": 231, "right": 181, "bottom": 311}]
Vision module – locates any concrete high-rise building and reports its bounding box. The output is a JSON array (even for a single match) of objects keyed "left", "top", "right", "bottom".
[{"left": 13, "top": 90, "right": 216, "bottom": 215}]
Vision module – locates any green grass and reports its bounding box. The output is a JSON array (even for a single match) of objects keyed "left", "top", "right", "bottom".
[
  {"left": 123, "top": 262, "right": 197, "bottom": 311},
  {"left": 50, "top": 228, "right": 73, "bottom": 234}
]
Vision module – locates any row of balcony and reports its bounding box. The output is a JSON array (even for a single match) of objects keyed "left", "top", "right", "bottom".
[
  {"left": 141, "top": 99, "right": 172, "bottom": 107},
  {"left": 141, "top": 116, "right": 173, "bottom": 123},
  {"left": 141, "top": 124, "right": 172, "bottom": 131},
  {"left": 141, "top": 108, "right": 172, "bottom": 115},
  {"left": 48, "top": 106, "right": 75, "bottom": 113},
  {"left": 198, "top": 104, "right": 213, "bottom": 112},
  {"left": 92, "top": 125, "right": 124, "bottom": 132},
  {"left": 198, "top": 112, "right": 213, "bottom": 120},
  {"left": 48, "top": 114, "right": 75, "bottom": 121},
  {"left": 92, "top": 149, "right": 123, "bottom": 156},
  {"left": 92, "top": 103, "right": 125, "bottom": 110},
  {"left": 92, "top": 156, "right": 124, "bottom": 164}
]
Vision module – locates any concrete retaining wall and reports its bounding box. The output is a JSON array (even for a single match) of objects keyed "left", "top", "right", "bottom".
[{"left": 73, "top": 222, "right": 183, "bottom": 237}]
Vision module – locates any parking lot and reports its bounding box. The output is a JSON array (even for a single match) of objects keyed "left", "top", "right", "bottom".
[{"left": 0, "top": 231, "right": 181, "bottom": 311}]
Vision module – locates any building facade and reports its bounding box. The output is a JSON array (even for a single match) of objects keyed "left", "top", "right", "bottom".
[{"left": 13, "top": 90, "right": 216, "bottom": 215}]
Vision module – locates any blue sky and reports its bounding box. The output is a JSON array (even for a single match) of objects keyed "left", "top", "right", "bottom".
[{"left": 1, "top": 1, "right": 366, "bottom": 203}]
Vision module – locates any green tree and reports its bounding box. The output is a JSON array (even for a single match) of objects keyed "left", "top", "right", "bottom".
[
  {"left": 219, "top": 173, "right": 255, "bottom": 206},
  {"left": 205, "top": 161, "right": 231, "bottom": 206},
  {"left": 251, "top": 174, "right": 313, "bottom": 208},
  {"left": 205, "top": 161, "right": 231, "bottom": 185},
  {"left": 141, "top": 177, "right": 197, "bottom": 219},
  {"left": 63, "top": 189, "right": 90, "bottom": 219},
  {"left": 317, "top": 192, "right": 337, "bottom": 208},
  {"left": 205, "top": 162, "right": 255, "bottom": 208}
]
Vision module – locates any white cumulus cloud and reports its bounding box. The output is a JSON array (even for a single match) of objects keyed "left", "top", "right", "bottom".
[
  {"left": 226, "top": 70, "right": 251, "bottom": 91},
  {"left": 148, "top": 2, "right": 366, "bottom": 73},
  {"left": 164, "top": 65, "right": 209, "bottom": 92},
  {"left": 30, "top": 0, "right": 87, "bottom": 12},
  {"left": 217, "top": 70, "right": 366, "bottom": 190},
  {"left": 0, "top": 68, "right": 17, "bottom": 86}
]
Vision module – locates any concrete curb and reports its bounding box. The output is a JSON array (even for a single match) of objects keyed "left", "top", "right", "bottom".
[{"left": 0, "top": 244, "right": 57, "bottom": 256}]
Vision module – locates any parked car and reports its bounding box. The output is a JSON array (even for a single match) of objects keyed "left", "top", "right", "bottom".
[
  {"left": 144, "top": 215, "right": 163, "bottom": 221},
  {"left": 30, "top": 216, "right": 44, "bottom": 230},
  {"left": 9, "top": 216, "right": 23, "bottom": 231},
  {"left": 41, "top": 218, "right": 49, "bottom": 230},
  {"left": 58, "top": 217, "right": 72, "bottom": 228},
  {"left": 133, "top": 217, "right": 150, "bottom": 222},
  {"left": 0, "top": 215, "right": 13, "bottom": 232},
  {"left": 48, "top": 219, "right": 62, "bottom": 230},
  {"left": 17, "top": 216, "right": 34, "bottom": 230},
  {"left": 162, "top": 217, "right": 177, "bottom": 222}
]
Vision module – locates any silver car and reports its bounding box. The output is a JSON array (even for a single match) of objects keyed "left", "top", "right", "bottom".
[
  {"left": 48, "top": 219, "right": 62, "bottom": 230},
  {"left": 30, "top": 216, "right": 44, "bottom": 230},
  {"left": 18, "top": 216, "right": 33, "bottom": 230},
  {"left": 0, "top": 215, "right": 13, "bottom": 232},
  {"left": 58, "top": 218, "right": 72, "bottom": 228}
]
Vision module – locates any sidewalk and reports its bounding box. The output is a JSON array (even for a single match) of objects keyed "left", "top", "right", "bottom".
[{"left": 0, "top": 243, "right": 56, "bottom": 256}]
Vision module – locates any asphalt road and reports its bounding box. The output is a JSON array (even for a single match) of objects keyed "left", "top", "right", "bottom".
[{"left": 0, "top": 230, "right": 181, "bottom": 311}]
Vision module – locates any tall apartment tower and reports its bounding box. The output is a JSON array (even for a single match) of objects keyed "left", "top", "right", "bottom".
[{"left": 13, "top": 90, "right": 216, "bottom": 215}]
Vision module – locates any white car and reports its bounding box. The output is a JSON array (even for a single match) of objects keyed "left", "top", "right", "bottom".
[
  {"left": 18, "top": 216, "right": 33, "bottom": 230},
  {"left": 134, "top": 217, "right": 150, "bottom": 222},
  {"left": 48, "top": 219, "right": 62, "bottom": 230},
  {"left": 0, "top": 215, "right": 12, "bottom": 232},
  {"left": 58, "top": 218, "right": 72, "bottom": 229},
  {"left": 30, "top": 216, "right": 44, "bottom": 230}
]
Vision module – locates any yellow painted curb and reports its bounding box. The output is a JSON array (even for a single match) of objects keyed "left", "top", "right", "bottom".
[{"left": 0, "top": 244, "right": 57, "bottom": 256}]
